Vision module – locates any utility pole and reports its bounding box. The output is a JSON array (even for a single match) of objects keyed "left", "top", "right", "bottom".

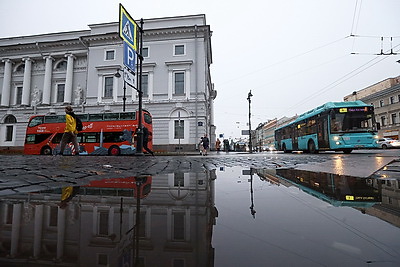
[{"left": 247, "top": 90, "right": 253, "bottom": 153}]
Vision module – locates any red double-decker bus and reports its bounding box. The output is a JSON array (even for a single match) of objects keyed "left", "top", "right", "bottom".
[{"left": 24, "top": 110, "right": 153, "bottom": 156}]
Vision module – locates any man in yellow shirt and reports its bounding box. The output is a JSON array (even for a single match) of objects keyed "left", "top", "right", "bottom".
[{"left": 59, "top": 106, "right": 80, "bottom": 155}]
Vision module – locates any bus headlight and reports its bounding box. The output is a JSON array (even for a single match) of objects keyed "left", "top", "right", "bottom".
[
  {"left": 335, "top": 141, "right": 340, "bottom": 145},
  {"left": 374, "top": 135, "right": 379, "bottom": 139},
  {"left": 333, "top": 136, "right": 340, "bottom": 141}
]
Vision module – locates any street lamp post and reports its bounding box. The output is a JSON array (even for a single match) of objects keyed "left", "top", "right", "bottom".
[
  {"left": 114, "top": 69, "right": 127, "bottom": 112},
  {"left": 247, "top": 90, "right": 253, "bottom": 153}
]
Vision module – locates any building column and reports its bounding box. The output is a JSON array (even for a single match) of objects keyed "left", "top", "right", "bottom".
[
  {"left": 10, "top": 203, "right": 22, "bottom": 257},
  {"left": 56, "top": 207, "right": 66, "bottom": 260},
  {"left": 1, "top": 59, "right": 13, "bottom": 107},
  {"left": 42, "top": 56, "right": 54, "bottom": 105},
  {"left": 22, "top": 57, "right": 33, "bottom": 106},
  {"left": 64, "top": 54, "right": 75, "bottom": 104},
  {"left": 33, "top": 205, "right": 44, "bottom": 258}
]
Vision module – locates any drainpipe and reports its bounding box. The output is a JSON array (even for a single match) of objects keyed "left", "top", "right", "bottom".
[{"left": 195, "top": 25, "right": 199, "bottom": 148}]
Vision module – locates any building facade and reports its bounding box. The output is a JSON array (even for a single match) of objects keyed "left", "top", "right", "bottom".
[
  {"left": 344, "top": 76, "right": 400, "bottom": 139},
  {"left": 0, "top": 14, "right": 216, "bottom": 152}
]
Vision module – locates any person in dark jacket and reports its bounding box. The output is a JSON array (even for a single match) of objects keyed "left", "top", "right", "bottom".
[{"left": 142, "top": 127, "right": 154, "bottom": 156}]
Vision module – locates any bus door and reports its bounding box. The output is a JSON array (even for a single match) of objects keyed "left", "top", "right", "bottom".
[
  {"left": 292, "top": 125, "right": 299, "bottom": 150},
  {"left": 317, "top": 115, "right": 329, "bottom": 149}
]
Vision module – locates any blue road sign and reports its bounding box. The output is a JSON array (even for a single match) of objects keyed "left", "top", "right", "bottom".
[{"left": 123, "top": 42, "right": 136, "bottom": 73}]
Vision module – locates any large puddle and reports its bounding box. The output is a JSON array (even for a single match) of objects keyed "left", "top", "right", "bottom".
[{"left": 0, "top": 167, "right": 399, "bottom": 266}]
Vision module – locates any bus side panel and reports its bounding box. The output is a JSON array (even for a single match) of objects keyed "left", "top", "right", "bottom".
[
  {"left": 297, "top": 134, "right": 318, "bottom": 151},
  {"left": 281, "top": 138, "right": 293, "bottom": 150}
]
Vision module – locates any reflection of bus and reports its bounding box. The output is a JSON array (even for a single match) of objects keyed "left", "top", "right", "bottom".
[
  {"left": 24, "top": 110, "right": 153, "bottom": 156},
  {"left": 83, "top": 176, "right": 152, "bottom": 199},
  {"left": 275, "top": 101, "right": 379, "bottom": 154},
  {"left": 275, "top": 169, "right": 381, "bottom": 207}
]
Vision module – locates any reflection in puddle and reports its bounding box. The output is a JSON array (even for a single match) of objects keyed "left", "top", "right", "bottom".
[{"left": 0, "top": 168, "right": 399, "bottom": 266}]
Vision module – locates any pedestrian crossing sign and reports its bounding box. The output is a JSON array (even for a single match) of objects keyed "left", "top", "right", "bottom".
[{"left": 119, "top": 4, "right": 138, "bottom": 52}]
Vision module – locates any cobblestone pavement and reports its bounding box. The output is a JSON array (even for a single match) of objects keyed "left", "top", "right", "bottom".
[{"left": 0, "top": 150, "right": 399, "bottom": 196}]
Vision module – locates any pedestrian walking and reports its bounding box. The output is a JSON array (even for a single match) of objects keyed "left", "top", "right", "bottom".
[
  {"left": 216, "top": 138, "right": 221, "bottom": 152},
  {"left": 142, "top": 126, "right": 155, "bottom": 156},
  {"left": 59, "top": 105, "right": 80, "bottom": 155},
  {"left": 201, "top": 134, "right": 210, "bottom": 156}
]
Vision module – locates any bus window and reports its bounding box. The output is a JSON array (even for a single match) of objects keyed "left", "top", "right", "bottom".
[
  {"left": 104, "top": 113, "right": 119, "bottom": 120},
  {"left": 28, "top": 117, "right": 44, "bottom": 127},
  {"left": 144, "top": 113, "right": 152, "bottom": 124},
  {"left": 51, "top": 133, "right": 64, "bottom": 144},
  {"left": 103, "top": 132, "right": 124, "bottom": 143},
  {"left": 76, "top": 114, "right": 88, "bottom": 122},
  {"left": 82, "top": 132, "right": 99, "bottom": 143},
  {"left": 120, "top": 112, "right": 135, "bottom": 120},
  {"left": 25, "top": 133, "right": 52, "bottom": 144},
  {"left": 45, "top": 115, "right": 65, "bottom": 123},
  {"left": 89, "top": 114, "right": 103, "bottom": 121}
]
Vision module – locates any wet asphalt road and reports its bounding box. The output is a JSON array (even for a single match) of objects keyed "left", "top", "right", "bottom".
[{"left": 0, "top": 149, "right": 399, "bottom": 196}]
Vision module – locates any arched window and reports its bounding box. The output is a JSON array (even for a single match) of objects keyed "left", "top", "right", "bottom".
[
  {"left": 15, "top": 64, "right": 25, "bottom": 72},
  {"left": 4, "top": 115, "right": 17, "bottom": 124},
  {"left": 55, "top": 60, "right": 67, "bottom": 71}
]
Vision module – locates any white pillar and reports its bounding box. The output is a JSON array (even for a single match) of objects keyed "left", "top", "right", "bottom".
[
  {"left": 64, "top": 54, "right": 74, "bottom": 104},
  {"left": 42, "top": 56, "right": 54, "bottom": 105},
  {"left": 56, "top": 207, "right": 66, "bottom": 259},
  {"left": 10, "top": 203, "right": 22, "bottom": 257},
  {"left": 1, "top": 59, "right": 12, "bottom": 107},
  {"left": 33, "top": 205, "right": 44, "bottom": 258},
  {"left": 22, "top": 57, "right": 33, "bottom": 106}
]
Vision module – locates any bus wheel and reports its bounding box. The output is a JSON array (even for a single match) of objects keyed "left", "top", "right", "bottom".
[
  {"left": 342, "top": 149, "right": 352, "bottom": 154},
  {"left": 108, "top": 145, "right": 121, "bottom": 156},
  {"left": 308, "top": 140, "right": 317, "bottom": 154},
  {"left": 40, "top": 146, "right": 52, "bottom": 155}
]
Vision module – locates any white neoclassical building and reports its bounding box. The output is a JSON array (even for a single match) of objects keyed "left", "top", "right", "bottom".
[{"left": 0, "top": 14, "right": 216, "bottom": 152}]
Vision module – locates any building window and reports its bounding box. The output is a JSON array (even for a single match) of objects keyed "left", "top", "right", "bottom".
[
  {"left": 381, "top": 116, "right": 386, "bottom": 127},
  {"left": 142, "top": 47, "right": 149, "bottom": 58},
  {"left": 398, "top": 95, "right": 400, "bottom": 102},
  {"left": 390, "top": 96, "right": 395, "bottom": 104},
  {"left": 174, "top": 44, "right": 185, "bottom": 56},
  {"left": 16, "top": 86, "right": 23, "bottom": 105},
  {"left": 49, "top": 206, "right": 58, "bottom": 227},
  {"left": 173, "top": 213, "right": 185, "bottom": 240},
  {"left": 55, "top": 60, "right": 67, "bottom": 71},
  {"left": 57, "top": 84, "right": 65, "bottom": 103},
  {"left": 98, "top": 211, "right": 109, "bottom": 236},
  {"left": 141, "top": 74, "right": 149, "bottom": 97},
  {"left": 5, "top": 126, "right": 13, "bottom": 141},
  {"left": 97, "top": 254, "right": 108, "bottom": 266},
  {"left": 104, "top": 76, "right": 113, "bottom": 98},
  {"left": 174, "top": 72, "right": 185, "bottom": 95},
  {"left": 174, "top": 120, "right": 184, "bottom": 139},
  {"left": 392, "top": 113, "right": 397, "bottom": 125},
  {"left": 4, "top": 115, "right": 16, "bottom": 123},
  {"left": 16, "top": 64, "right": 25, "bottom": 72},
  {"left": 105, "top": 50, "right": 115, "bottom": 60},
  {"left": 174, "top": 173, "right": 184, "bottom": 187},
  {"left": 380, "top": 100, "right": 384, "bottom": 107}
]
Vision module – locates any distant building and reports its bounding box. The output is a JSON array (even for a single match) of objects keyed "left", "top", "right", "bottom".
[
  {"left": 0, "top": 14, "right": 216, "bottom": 152},
  {"left": 344, "top": 75, "right": 400, "bottom": 139}
]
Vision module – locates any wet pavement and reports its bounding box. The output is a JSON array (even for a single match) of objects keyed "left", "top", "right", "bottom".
[{"left": 0, "top": 150, "right": 399, "bottom": 266}]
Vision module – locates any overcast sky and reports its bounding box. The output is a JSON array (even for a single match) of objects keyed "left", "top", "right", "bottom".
[{"left": 1, "top": 0, "right": 399, "bottom": 139}]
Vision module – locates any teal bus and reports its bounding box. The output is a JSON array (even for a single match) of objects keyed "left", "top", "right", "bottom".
[{"left": 274, "top": 101, "right": 379, "bottom": 154}]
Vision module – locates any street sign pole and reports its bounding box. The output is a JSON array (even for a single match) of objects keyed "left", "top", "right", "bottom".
[{"left": 135, "top": 18, "right": 144, "bottom": 156}]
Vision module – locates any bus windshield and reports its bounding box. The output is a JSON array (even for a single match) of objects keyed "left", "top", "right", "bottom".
[{"left": 330, "top": 108, "right": 374, "bottom": 133}]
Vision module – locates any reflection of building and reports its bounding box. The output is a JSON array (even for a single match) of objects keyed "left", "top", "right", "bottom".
[
  {"left": 0, "top": 171, "right": 217, "bottom": 266},
  {"left": 0, "top": 14, "right": 215, "bottom": 152},
  {"left": 362, "top": 178, "right": 400, "bottom": 228},
  {"left": 344, "top": 76, "right": 400, "bottom": 139}
]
